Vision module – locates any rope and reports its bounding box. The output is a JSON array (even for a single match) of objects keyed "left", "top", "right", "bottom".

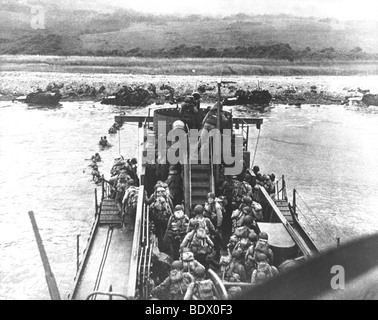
[
  {"left": 251, "top": 128, "right": 261, "bottom": 168},
  {"left": 295, "top": 191, "right": 338, "bottom": 244}
]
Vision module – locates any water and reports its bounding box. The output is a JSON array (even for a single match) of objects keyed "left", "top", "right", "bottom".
[{"left": 1, "top": 100, "right": 378, "bottom": 300}]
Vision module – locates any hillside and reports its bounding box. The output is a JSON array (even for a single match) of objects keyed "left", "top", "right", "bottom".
[{"left": 1, "top": 1, "right": 378, "bottom": 60}]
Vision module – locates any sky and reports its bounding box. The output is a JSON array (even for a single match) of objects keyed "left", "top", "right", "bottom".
[{"left": 108, "top": 0, "right": 378, "bottom": 21}]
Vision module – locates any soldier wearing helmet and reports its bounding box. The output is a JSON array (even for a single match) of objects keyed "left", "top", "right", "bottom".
[
  {"left": 180, "top": 92, "right": 201, "bottom": 129},
  {"left": 184, "top": 266, "right": 218, "bottom": 300},
  {"left": 204, "top": 192, "right": 223, "bottom": 231},
  {"left": 187, "top": 205, "right": 215, "bottom": 235},
  {"left": 150, "top": 260, "right": 194, "bottom": 300},
  {"left": 165, "top": 204, "right": 189, "bottom": 259},
  {"left": 254, "top": 232, "right": 274, "bottom": 265}
]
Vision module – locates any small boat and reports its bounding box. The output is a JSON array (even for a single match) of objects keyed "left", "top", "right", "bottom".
[
  {"left": 14, "top": 92, "right": 61, "bottom": 105},
  {"left": 69, "top": 81, "right": 325, "bottom": 301}
]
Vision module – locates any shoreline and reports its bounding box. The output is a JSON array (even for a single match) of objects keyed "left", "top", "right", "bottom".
[{"left": 1, "top": 71, "right": 377, "bottom": 105}]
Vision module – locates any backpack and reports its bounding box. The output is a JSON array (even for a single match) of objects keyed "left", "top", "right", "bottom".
[
  {"left": 189, "top": 229, "right": 210, "bottom": 255},
  {"left": 169, "top": 270, "right": 192, "bottom": 297},
  {"left": 195, "top": 280, "right": 215, "bottom": 300},
  {"left": 126, "top": 187, "right": 139, "bottom": 210},
  {"left": 234, "top": 226, "right": 250, "bottom": 239},
  {"left": 231, "top": 210, "right": 244, "bottom": 232}
]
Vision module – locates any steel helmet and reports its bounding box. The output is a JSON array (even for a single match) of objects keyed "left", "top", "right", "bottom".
[
  {"left": 242, "top": 206, "right": 252, "bottom": 215},
  {"left": 243, "top": 196, "right": 252, "bottom": 205},
  {"left": 171, "top": 260, "right": 183, "bottom": 270},
  {"left": 242, "top": 215, "right": 254, "bottom": 226},
  {"left": 175, "top": 205, "right": 183, "bottom": 212},
  {"left": 192, "top": 92, "right": 201, "bottom": 100},
  {"left": 255, "top": 252, "right": 268, "bottom": 262},
  {"left": 194, "top": 266, "right": 206, "bottom": 278},
  {"left": 259, "top": 232, "right": 269, "bottom": 240},
  {"left": 207, "top": 192, "right": 216, "bottom": 199},
  {"left": 248, "top": 231, "right": 258, "bottom": 242},
  {"left": 172, "top": 120, "right": 185, "bottom": 130},
  {"left": 232, "top": 248, "right": 243, "bottom": 260},
  {"left": 194, "top": 205, "right": 204, "bottom": 215}
]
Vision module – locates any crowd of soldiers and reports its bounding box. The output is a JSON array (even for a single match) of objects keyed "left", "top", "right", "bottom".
[{"left": 145, "top": 163, "right": 280, "bottom": 300}]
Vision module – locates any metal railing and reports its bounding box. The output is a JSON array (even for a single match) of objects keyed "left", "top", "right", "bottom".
[
  {"left": 86, "top": 286, "right": 129, "bottom": 300},
  {"left": 275, "top": 175, "right": 288, "bottom": 201}
]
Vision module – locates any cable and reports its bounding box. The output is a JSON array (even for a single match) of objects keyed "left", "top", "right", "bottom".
[
  {"left": 296, "top": 191, "right": 338, "bottom": 244},
  {"left": 296, "top": 206, "right": 329, "bottom": 246},
  {"left": 251, "top": 128, "right": 261, "bottom": 168}
]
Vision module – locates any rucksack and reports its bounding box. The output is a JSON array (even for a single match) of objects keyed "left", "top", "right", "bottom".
[
  {"left": 231, "top": 210, "right": 244, "bottom": 232},
  {"left": 234, "top": 226, "right": 250, "bottom": 239},
  {"left": 189, "top": 229, "right": 210, "bottom": 255},
  {"left": 195, "top": 279, "right": 215, "bottom": 300},
  {"left": 169, "top": 270, "right": 192, "bottom": 297},
  {"left": 126, "top": 187, "right": 139, "bottom": 210}
]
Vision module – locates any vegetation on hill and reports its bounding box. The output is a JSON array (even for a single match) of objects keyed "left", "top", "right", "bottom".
[{"left": 1, "top": 1, "right": 378, "bottom": 61}]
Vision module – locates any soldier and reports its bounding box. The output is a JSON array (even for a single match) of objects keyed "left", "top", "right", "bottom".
[
  {"left": 165, "top": 164, "right": 183, "bottom": 206},
  {"left": 164, "top": 205, "right": 189, "bottom": 260},
  {"left": 122, "top": 179, "right": 139, "bottom": 230},
  {"left": 150, "top": 261, "right": 194, "bottom": 300},
  {"left": 180, "top": 248, "right": 205, "bottom": 275},
  {"left": 184, "top": 266, "right": 218, "bottom": 300},
  {"left": 187, "top": 205, "right": 216, "bottom": 235},
  {"left": 180, "top": 227, "right": 214, "bottom": 270},
  {"left": 180, "top": 92, "right": 201, "bottom": 129},
  {"left": 251, "top": 253, "right": 279, "bottom": 286}
]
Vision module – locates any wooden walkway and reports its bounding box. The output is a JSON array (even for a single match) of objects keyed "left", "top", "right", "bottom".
[{"left": 72, "top": 199, "right": 134, "bottom": 300}]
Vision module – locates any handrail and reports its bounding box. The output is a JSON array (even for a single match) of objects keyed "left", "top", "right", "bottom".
[
  {"left": 275, "top": 175, "right": 288, "bottom": 201},
  {"left": 86, "top": 291, "right": 130, "bottom": 300},
  {"left": 259, "top": 186, "right": 319, "bottom": 258},
  {"left": 209, "top": 138, "right": 216, "bottom": 194},
  {"left": 127, "top": 185, "right": 145, "bottom": 298},
  {"left": 183, "top": 131, "right": 192, "bottom": 215}
]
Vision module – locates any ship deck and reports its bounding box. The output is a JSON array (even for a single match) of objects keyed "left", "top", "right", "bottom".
[{"left": 71, "top": 198, "right": 135, "bottom": 300}]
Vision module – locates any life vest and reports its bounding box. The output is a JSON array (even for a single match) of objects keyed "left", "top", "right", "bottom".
[
  {"left": 194, "top": 279, "right": 215, "bottom": 300},
  {"left": 169, "top": 210, "right": 188, "bottom": 235},
  {"left": 151, "top": 197, "right": 170, "bottom": 222}
]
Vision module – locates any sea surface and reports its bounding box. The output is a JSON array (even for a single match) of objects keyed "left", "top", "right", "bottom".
[{"left": 1, "top": 100, "right": 378, "bottom": 300}]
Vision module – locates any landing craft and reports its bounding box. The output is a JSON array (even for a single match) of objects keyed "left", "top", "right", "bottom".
[{"left": 65, "top": 81, "right": 339, "bottom": 301}]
